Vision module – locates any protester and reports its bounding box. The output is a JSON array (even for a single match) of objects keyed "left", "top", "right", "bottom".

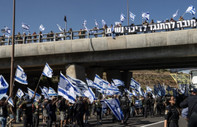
[{"left": 0, "top": 97, "right": 8, "bottom": 127}]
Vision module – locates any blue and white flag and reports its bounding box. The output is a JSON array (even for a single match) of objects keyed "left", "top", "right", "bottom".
[
  {"left": 138, "top": 86, "right": 145, "bottom": 97},
  {"left": 42, "top": 63, "right": 53, "bottom": 78},
  {"left": 86, "top": 78, "right": 96, "bottom": 88},
  {"left": 132, "top": 89, "right": 138, "bottom": 96},
  {"left": 58, "top": 72, "right": 76, "bottom": 103},
  {"left": 27, "top": 87, "right": 41, "bottom": 101},
  {"left": 48, "top": 87, "right": 57, "bottom": 96},
  {"left": 112, "top": 79, "right": 124, "bottom": 87},
  {"left": 125, "top": 89, "right": 133, "bottom": 96},
  {"left": 15, "top": 65, "right": 28, "bottom": 85},
  {"left": 102, "top": 19, "right": 106, "bottom": 27},
  {"left": 40, "top": 86, "right": 49, "bottom": 99},
  {"left": 130, "top": 78, "right": 140, "bottom": 92},
  {"left": 142, "top": 12, "right": 150, "bottom": 20},
  {"left": 0, "top": 75, "right": 9, "bottom": 100},
  {"left": 4, "top": 26, "right": 11, "bottom": 34},
  {"left": 120, "top": 13, "right": 126, "bottom": 23},
  {"left": 186, "top": 5, "right": 196, "bottom": 15},
  {"left": 22, "top": 23, "right": 30, "bottom": 30},
  {"left": 94, "top": 74, "right": 105, "bottom": 90},
  {"left": 146, "top": 86, "right": 153, "bottom": 93},
  {"left": 8, "top": 97, "right": 14, "bottom": 107},
  {"left": 16, "top": 88, "right": 24, "bottom": 99},
  {"left": 67, "top": 75, "right": 88, "bottom": 90},
  {"left": 84, "top": 87, "right": 95, "bottom": 103},
  {"left": 57, "top": 24, "right": 64, "bottom": 32},
  {"left": 104, "top": 98, "right": 124, "bottom": 121},
  {"left": 39, "top": 24, "right": 45, "bottom": 31},
  {"left": 82, "top": 20, "right": 89, "bottom": 32},
  {"left": 95, "top": 19, "right": 99, "bottom": 29},
  {"left": 129, "top": 12, "right": 136, "bottom": 21},
  {"left": 173, "top": 10, "right": 179, "bottom": 18}
]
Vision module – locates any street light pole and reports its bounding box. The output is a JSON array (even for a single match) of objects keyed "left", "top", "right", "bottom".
[
  {"left": 127, "top": 0, "right": 129, "bottom": 26},
  {"left": 10, "top": 0, "right": 15, "bottom": 97}
]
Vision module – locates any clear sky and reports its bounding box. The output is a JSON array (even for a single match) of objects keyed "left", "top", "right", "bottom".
[{"left": 0, "top": 0, "right": 197, "bottom": 34}]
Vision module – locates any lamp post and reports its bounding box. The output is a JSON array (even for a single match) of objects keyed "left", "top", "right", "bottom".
[
  {"left": 127, "top": 0, "right": 129, "bottom": 26},
  {"left": 9, "top": 0, "right": 15, "bottom": 97}
]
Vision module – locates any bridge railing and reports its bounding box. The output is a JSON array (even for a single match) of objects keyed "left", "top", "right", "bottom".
[
  {"left": 0, "top": 19, "right": 197, "bottom": 45},
  {"left": 0, "top": 28, "right": 106, "bottom": 45}
]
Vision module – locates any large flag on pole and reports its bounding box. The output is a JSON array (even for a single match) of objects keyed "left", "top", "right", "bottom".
[
  {"left": 104, "top": 98, "right": 124, "bottom": 121},
  {"left": 186, "top": 5, "right": 196, "bottom": 15},
  {"left": 15, "top": 65, "right": 28, "bottom": 85},
  {"left": 42, "top": 63, "right": 53, "bottom": 78},
  {"left": 0, "top": 75, "right": 9, "bottom": 100},
  {"left": 16, "top": 88, "right": 24, "bottom": 98},
  {"left": 58, "top": 72, "right": 76, "bottom": 103}
]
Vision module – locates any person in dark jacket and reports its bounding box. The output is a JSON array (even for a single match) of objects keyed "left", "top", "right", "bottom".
[
  {"left": 164, "top": 96, "right": 180, "bottom": 127},
  {"left": 180, "top": 87, "right": 197, "bottom": 127},
  {"left": 0, "top": 97, "right": 8, "bottom": 127}
]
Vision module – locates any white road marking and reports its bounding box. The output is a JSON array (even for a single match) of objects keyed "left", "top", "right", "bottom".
[{"left": 140, "top": 120, "right": 164, "bottom": 127}]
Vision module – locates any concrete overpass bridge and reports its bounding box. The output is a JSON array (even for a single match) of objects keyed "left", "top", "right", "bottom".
[{"left": 1, "top": 27, "right": 197, "bottom": 85}]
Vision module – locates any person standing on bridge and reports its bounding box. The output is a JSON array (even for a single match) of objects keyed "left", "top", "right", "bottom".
[
  {"left": 164, "top": 96, "right": 180, "bottom": 127},
  {"left": 180, "top": 87, "right": 197, "bottom": 127}
]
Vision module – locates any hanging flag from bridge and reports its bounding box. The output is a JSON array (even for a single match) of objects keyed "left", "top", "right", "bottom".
[
  {"left": 42, "top": 63, "right": 53, "bottom": 78},
  {"left": 15, "top": 65, "right": 28, "bottom": 85}
]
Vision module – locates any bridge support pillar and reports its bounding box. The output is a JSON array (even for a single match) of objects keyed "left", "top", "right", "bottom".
[
  {"left": 86, "top": 68, "right": 104, "bottom": 80},
  {"left": 121, "top": 70, "right": 132, "bottom": 89},
  {"left": 66, "top": 64, "right": 86, "bottom": 81}
]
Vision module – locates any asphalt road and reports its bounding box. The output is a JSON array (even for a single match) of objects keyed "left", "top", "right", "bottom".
[{"left": 11, "top": 115, "right": 187, "bottom": 127}]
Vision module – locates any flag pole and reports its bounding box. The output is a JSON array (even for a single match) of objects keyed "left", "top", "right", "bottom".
[
  {"left": 127, "top": 0, "right": 129, "bottom": 26},
  {"left": 9, "top": 0, "right": 16, "bottom": 97},
  {"left": 34, "top": 73, "right": 43, "bottom": 97}
]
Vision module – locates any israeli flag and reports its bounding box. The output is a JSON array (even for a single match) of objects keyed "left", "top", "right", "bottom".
[
  {"left": 16, "top": 88, "right": 24, "bottom": 98},
  {"left": 120, "top": 13, "right": 126, "bottom": 23},
  {"left": 39, "top": 24, "right": 45, "bottom": 31},
  {"left": 94, "top": 74, "right": 105, "bottom": 90},
  {"left": 102, "top": 19, "right": 106, "bottom": 27},
  {"left": 0, "top": 75, "right": 9, "bottom": 100},
  {"left": 173, "top": 9, "right": 179, "bottom": 18},
  {"left": 132, "top": 89, "right": 138, "bottom": 96},
  {"left": 86, "top": 78, "right": 96, "bottom": 88},
  {"left": 67, "top": 75, "right": 88, "bottom": 90},
  {"left": 27, "top": 87, "right": 41, "bottom": 101},
  {"left": 57, "top": 24, "right": 64, "bottom": 32},
  {"left": 42, "top": 63, "right": 53, "bottom": 78},
  {"left": 104, "top": 98, "right": 124, "bottom": 120},
  {"left": 58, "top": 72, "right": 76, "bottom": 103},
  {"left": 130, "top": 78, "right": 140, "bottom": 91},
  {"left": 15, "top": 65, "right": 28, "bottom": 85},
  {"left": 112, "top": 79, "right": 124, "bottom": 86},
  {"left": 40, "top": 87, "right": 49, "bottom": 99},
  {"left": 186, "top": 5, "right": 196, "bottom": 15},
  {"left": 22, "top": 23, "right": 30, "bottom": 30},
  {"left": 142, "top": 12, "right": 150, "bottom": 20},
  {"left": 138, "top": 86, "right": 145, "bottom": 97},
  {"left": 95, "top": 19, "right": 99, "bottom": 29},
  {"left": 84, "top": 87, "right": 95, "bottom": 103},
  {"left": 4, "top": 26, "right": 11, "bottom": 34},
  {"left": 129, "top": 12, "right": 136, "bottom": 21},
  {"left": 48, "top": 87, "right": 57, "bottom": 96},
  {"left": 8, "top": 97, "right": 14, "bottom": 107},
  {"left": 125, "top": 89, "right": 133, "bottom": 96},
  {"left": 146, "top": 86, "right": 153, "bottom": 93}
]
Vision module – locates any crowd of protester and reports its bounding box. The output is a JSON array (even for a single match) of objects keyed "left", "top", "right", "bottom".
[{"left": 0, "top": 86, "right": 196, "bottom": 127}]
